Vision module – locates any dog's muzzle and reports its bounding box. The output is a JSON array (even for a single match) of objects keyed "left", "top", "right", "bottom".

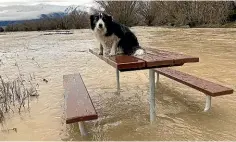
[{"left": 98, "top": 24, "right": 103, "bottom": 29}]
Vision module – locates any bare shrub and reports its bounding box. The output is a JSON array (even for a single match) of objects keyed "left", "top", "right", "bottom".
[
  {"left": 63, "top": 10, "right": 89, "bottom": 29},
  {"left": 151, "top": 1, "right": 234, "bottom": 27},
  {"left": 137, "top": 1, "right": 158, "bottom": 26},
  {"left": 0, "top": 27, "right": 4, "bottom": 32},
  {"left": 96, "top": 1, "right": 140, "bottom": 26}
]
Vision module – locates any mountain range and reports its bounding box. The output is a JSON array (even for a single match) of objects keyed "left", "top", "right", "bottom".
[{"left": 0, "top": 3, "right": 98, "bottom": 27}]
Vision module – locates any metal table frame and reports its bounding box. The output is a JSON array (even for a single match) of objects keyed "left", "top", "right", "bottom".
[{"left": 116, "top": 68, "right": 158, "bottom": 122}]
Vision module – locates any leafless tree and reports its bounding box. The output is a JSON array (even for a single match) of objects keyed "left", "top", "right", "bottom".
[
  {"left": 0, "top": 27, "right": 4, "bottom": 32},
  {"left": 137, "top": 1, "right": 158, "bottom": 26},
  {"left": 96, "top": 1, "right": 140, "bottom": 26}
]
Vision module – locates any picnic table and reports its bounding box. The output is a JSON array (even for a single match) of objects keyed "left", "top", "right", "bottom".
[
  {"left": 89, "top": 48, "right": 199, "bottom": 122},
  {"left": 63, "top": 47, "right": 233, "bottom": 136}
]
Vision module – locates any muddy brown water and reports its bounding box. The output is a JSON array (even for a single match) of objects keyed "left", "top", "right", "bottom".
[{"left": 0, "top": 27, "right": 235, "bottom": 141}]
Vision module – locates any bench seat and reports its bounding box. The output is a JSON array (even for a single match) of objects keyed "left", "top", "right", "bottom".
[
  {"left": 63, "top": 74, "right": 98, "bottom": 135},
  {"left": 154, "top": 68, "right": 234, "bottom": 111}
]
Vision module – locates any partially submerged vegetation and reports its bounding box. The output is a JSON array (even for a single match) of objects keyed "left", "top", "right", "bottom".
[{"left": 0, "top": 62, "right": 39, "bottom": 123}]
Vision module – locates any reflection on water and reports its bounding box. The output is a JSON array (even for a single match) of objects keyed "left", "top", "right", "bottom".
[{"left": 0, "top": 27, "right": 235, "bottom": 140}]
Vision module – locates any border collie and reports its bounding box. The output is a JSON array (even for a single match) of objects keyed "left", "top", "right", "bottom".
[{"left": 89, "top": 12, "right": 145, "bottom": 56}]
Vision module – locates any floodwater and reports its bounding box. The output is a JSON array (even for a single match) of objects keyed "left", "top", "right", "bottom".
[{"left": 0, "top": 27, "right": 235, "bottom": 141}]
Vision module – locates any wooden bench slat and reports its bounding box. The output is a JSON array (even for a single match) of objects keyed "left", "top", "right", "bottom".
[
  {"left": 154, "top": 68, "right": 233, "bottom": 96},
  {"left": 63, "top": 74, "right": 98, "bottom": 124}
]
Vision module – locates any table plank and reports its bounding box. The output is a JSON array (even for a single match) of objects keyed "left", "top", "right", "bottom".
[
  {"left": 89, "top": 49, "right": 146, "bottom": 70},
  {"left": 147, "top": 48, "right": 199, "bottom": 65},
  {"left": 135, "top": 51, "right": 174, "bottom": 67}
]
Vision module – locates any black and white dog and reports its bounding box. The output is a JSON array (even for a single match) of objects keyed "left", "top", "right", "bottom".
[{"left": 90, "top": 12, "right": 145, "bottom": 56}]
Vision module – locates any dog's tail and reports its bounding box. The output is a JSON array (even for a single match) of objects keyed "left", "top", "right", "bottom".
[{"left": 133, "top": 47, "right": 145, "bottom": 56}]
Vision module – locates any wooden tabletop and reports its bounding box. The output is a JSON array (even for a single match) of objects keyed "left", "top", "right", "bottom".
[{"left": 89, "top": 48, "right": 199, "bottom": 72}]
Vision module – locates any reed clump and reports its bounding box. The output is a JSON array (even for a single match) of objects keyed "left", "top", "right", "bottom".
[{"left": 0, "top": 70, "right": 39, "bottom": 123}]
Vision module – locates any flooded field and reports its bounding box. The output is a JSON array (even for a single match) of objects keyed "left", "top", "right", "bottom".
[{"left": 0, "top": 27, "right": 235, "bottom": 141}]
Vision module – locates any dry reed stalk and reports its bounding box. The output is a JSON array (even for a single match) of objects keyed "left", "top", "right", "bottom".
[{"left": 0, "top": 63, "right": 39, "bottom": 123}]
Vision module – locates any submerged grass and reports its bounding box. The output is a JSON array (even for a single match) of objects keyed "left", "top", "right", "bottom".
[{"left": 0, "top": 62, "right": 39, "bottom": 123}]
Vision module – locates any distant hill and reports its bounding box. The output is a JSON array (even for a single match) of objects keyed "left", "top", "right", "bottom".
[
  {"left": 0, "top": 21, "right": 21, "bottom": 27},
  {"left": 0, "top": 13, "right": 65, "bottom": 27},
  {"left": 39, "top": 12, "right": 66, "bottom": 19},
  {"left": 0, "top": 3, "right": 97, "bottom": 27}
]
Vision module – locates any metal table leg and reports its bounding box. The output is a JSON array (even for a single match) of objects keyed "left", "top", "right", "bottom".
[
  {"left": 204, "top": 95, "right": 211, "bottom": 112},
  {"left": 149, "top": 69, "right": 156, "bottom": 123},
  {"left": 78, "top": 122, "right": 88, "bottom": 136},
  {"left": 155, "top": 72, "right": 159, "bottom": 88},
  {"left": 116, "top": 69, "right": 120, "bottom": 94}
]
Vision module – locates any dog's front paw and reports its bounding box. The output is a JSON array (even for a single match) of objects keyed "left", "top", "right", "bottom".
[
  {"left": 99, "top": 51, "right": 103, "bottom": 55},
  {"left": 109, "top": 52, "right": 116, "bottom": 56}
]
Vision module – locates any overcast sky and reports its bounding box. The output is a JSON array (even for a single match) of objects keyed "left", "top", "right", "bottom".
[{"left": 0, "top": 0, "right": 94, "bottom": 6}]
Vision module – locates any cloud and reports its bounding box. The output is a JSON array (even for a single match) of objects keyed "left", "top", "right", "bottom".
[{"left": 0, "top": 4, "right": 69, "bottom": 21}]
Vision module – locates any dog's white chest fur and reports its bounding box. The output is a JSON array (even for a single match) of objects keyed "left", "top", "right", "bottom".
[{"left": 94, "top": 31, "right": 120, "bottom": 54}]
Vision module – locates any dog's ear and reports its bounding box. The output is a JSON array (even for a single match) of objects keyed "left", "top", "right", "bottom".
[
  {"left": 107, "top": 15, "right": 113, "bottom": 22},
  {"left": 90, "top": 15, "right": 94, "bottom": 22},
  {"left": 89, "top": 15, "right": 95, "bottom": 30}
]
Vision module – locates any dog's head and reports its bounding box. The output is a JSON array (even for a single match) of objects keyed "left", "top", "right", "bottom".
[{"left": 90, "top": 12, "right": 112, "bottom": 34}]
